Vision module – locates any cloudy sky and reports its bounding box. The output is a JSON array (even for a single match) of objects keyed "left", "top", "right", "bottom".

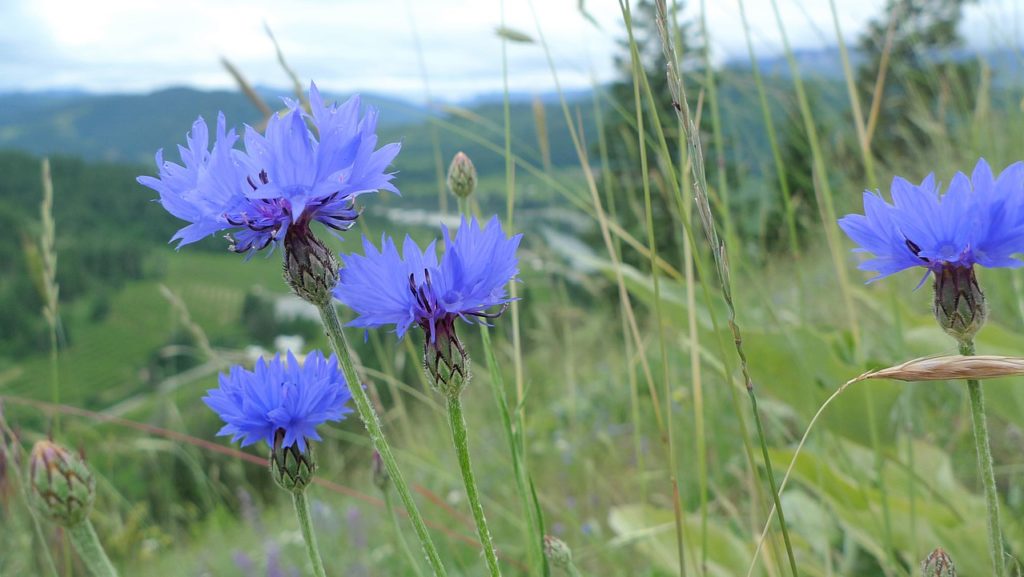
[{"left": 2, "top": 0, "right": 1020, "bottom": 102}]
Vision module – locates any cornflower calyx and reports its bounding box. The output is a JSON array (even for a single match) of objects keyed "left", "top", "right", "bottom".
[
  {"left": 28, "top": 440, "right": 95, "bottom": 527},
  {"left": 271, "top": 429, "right": 317, "bottom": 493},
  {"left": 283, "top": 223, "right": 340, "bottom": 305},
  {"left": 933, "top": 264, "right": 987, "bottom": 343},
  {"left": 407, "top": 266, "right": 479, "bottom": 396}
]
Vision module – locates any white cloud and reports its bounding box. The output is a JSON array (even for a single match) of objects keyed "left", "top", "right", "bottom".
[{"left": 3, "top": 0, "right": 1021, "bottom": 100}]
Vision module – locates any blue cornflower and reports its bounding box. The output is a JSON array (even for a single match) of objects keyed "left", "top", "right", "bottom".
[
  {"left": 334, "top": 216, "right": 521, "bottom": 392},
  {"left": 138, "top": 82, "right": 400, "bottom": 255},
  {"left": 202, "top": 351, "right": 352, "bottom": 453},
  {"left": 839, "top": 158, "right": 1024, "bottom": 282},
  {"left": 334, "top": 215, "right": 521, "bottom": 338}
]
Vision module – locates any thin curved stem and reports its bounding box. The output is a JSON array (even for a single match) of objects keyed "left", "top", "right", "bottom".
[
  {"left": 446, "top": 393, "right": 502, "bottom": 577},
  {"left": 316, "top": 301, "right": 448, "bottom": 577},
  {"left": 67, "top": 521, "right": 118, "bottom": 577},
  {"left": 959, "top": 339, "right": 1006, "bottom": 577},
  {"left": 292, "top": 490, "right": 327, "bottom": 577},
  {"left": 385, "top": 489, "right": 427, "bottom": 577}
]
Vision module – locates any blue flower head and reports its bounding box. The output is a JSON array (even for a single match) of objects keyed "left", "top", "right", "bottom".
[
  {"left": 138, "top": 82, "right": 400, "bottom": 255},
  {"left": 838, "top": 158, "right": 1024, "bottom": 282},
  {"left": 334, "top": 215, "right": 522, "bottom": 338},
  {"left": 334, "top": 216, "right": 521, "bottom": 393},
  {"left": 202, "top": 350, "right": 353, "bottom": 453}
]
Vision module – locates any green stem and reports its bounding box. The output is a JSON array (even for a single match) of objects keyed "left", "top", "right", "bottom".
[
  {"left": 446, "top": 393, "right": 502, "bottom": 577},
  {"left": 748, "top": 388, "right": 800, "bottom": 577},
  {"left": 385, "top": 489, "right": 427, "bottom": 577},
  {"left": 292, "top": 490, "right": 327, "bottom": 577},
  {"left": 67, "top": 521, "right": 118, "bottom": 577},
  {"left": 480, "top": 325, "right": 545, "bottom": 572},
  {"left": 959, "top": 339, "right": 1006, "bottom": 577},
  {"left": 315, "top": 301, "right": 448, "bottom": 577}
]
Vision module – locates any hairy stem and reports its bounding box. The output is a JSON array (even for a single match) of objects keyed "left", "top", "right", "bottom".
[
  {"left": 959, "top": 339, "right": 1006, "bottom": 577},
  {"left": 446, "top": 393, "right": 503, "bottom": 577},
  {"left": 292, "top": 490, "right": 327, "bottom": 577},
  {"left": 67, "top": 521, "right": 118, "bottom": 577},
  {"left": 316, "top": 301, "right": 448, "bottom": 577}
]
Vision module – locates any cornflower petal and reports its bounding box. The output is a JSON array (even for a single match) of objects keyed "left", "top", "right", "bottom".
[
  {"left": 139, "top": 83, "right": 400, "bottom": 256},
  {"left": 840, "top": 158, "right": 1024, "bottom": 281},
  {"left": 202, "top": 351, "right": 352, "bottom": 452},
  {"left": 334, "top": 216, "right": 521, "bottom": 338}
]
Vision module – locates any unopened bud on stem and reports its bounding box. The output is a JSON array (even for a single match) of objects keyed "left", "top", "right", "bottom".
[
  {"left": 447, "top": 152, "right": 477, "bottom": 199},
  {"left": 29, "top": 440, "right": 95, "bottom": 527},
  {"left": 921, "top": 547, "right": 956, "bottom": 577},
  {"left": 544, "top": 535, "right": 582, "bottom": 575}
]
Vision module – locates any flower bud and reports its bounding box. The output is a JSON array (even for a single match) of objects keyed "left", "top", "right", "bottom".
[
  {"left": 446, "top": 152, "right": 477, "bottom": 199},
  {"left": 921, "top": 547, "right": 956, "bottom": 577},
  {"left": 270, "top": 429, "right": 317, "bottom": 493},
  {"left": 933, "top": 265, "right": 987, "bottom": 343},
  {"left": 28, "top": 440, "right": 95, "bottom": 527},
  {"left": 422, "top": 317, "right": 470, "bottom": 397},
  {"left": 371, "top": 451, "right": 390, "bottom": 493},
  {"left": 543, "top": 535, "right": 574, "bottom": 570},
  {"left": 283, "top": 224, "right": 339, "bottom": 306}
]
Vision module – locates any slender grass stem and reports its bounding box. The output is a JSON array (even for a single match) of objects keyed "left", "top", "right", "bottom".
[
  {"left": 620, "top": 2, "right": 686, "bottom": 572},
  {"left": 292, "top": 490, "right": 327, "bottom": 577},
  {"left": 959, "top": 339, "right": 1006, "bottom": 577},
  {"left": 747, "top": 388, "right": 799, "bottom": 577},
  {"left": 480, "top": 325, "right": 545, "bottom": 573},
  {"left": 385, "top": 490, "right": 427, "bottom": 577},
  {"left": 315, "top": 301, "right": 448, "bottom": 577},
  {"left": 67, "top": 521, "right": 118, "bottom": 577},
  {"left": 650, "top": 1, "right": 800, "bottom": 575},
  {"left": 446, "top": 393, "right": 503, "bottom": 577}
]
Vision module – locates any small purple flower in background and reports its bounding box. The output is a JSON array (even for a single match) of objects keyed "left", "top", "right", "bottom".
[
  {"left": 138, "top": 82, "right": 400, "bottom": 255},
  {"left": 838, "top": 158, "right": 1024, "bottom": 282},
  {"left": 333, "top": 216, "right": 521, "bottom": 393},
  {"left": 839, "top": 158, "right": 1024, "bottom": 341},
  {"left": 203, "top": 350, "right": 352, "bottom": 453}
]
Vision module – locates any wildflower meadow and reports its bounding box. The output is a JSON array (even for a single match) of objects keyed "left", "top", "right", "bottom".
[{"left": 4, "top": 1, "right": 1024, "bottom": 576}]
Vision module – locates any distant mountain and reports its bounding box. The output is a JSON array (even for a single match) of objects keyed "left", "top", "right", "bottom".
[
  {"left": 2, "top": 43, "right": 1017, "bottom": 188},
  {"left": 724, "top": 47, "right": 864, "bottom": 80},
  {"left": 724, "top": 46, "right": 1024, "bottom": 86},
  {"left": 0, "top": 84, "right": 599, "bottom": 195},
  {"left": 0, "top": 87, "right": 432, "bottom": 165}
]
